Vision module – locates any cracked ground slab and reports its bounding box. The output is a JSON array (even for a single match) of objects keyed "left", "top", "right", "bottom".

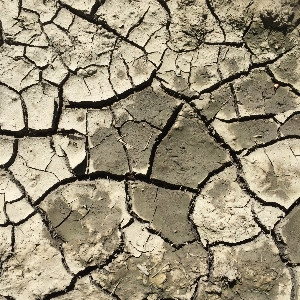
[{"left": 0, "top": 0, "right": 300, "bottom": 299}]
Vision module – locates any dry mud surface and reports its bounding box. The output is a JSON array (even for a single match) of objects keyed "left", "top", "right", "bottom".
[{"left": 1, "top": 0, "right": 300, "bottom": 299}]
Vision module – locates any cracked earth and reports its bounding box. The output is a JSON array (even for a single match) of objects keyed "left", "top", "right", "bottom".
[{"left": 1, "top": 0, "right": 300, "bottom": 299}]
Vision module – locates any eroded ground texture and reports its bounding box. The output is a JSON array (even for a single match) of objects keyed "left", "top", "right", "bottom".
[{"left": 1, "top": 0, "right": 300, "bottom": 299}]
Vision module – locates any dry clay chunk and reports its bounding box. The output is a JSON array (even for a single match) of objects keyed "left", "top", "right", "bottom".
[
  {"left": 6, "top": 198, "right": 34, "bottom": 223},
  {"left": 210, "top": 0, "right": 255, "bottom": 42},
  {"left": 92, "top": 221, "right": 208, "bottom": 299},
  {"left": 53, "top": 134, "right": 87, "bottom": 171},
  {"left": 167, "top": 0, "right": 224, "bottom": 51},
  {"left": 120, "top": 122, "right": 160, "bottom": 174},
  {"left": 244, "top": 17, "right": 295, "bottom": 64},
  {"left": 0, "top": 137, "right": 15, "bottom": 165},
  {"left": 0, "top": 214, "right": 72, "bottom": 300},
  {"left": 252, "top": 200, "right": 284, "bottom": 231},
  {"left": 0, "top": 85, "right": 25, "bottom": 132},
  {"left": 0, "top": 226, "right": 13, "bottom": 263},
  {"left": 87, "top": 109, "right": 129, "bottom": 175},
  {"left": 129, "top": 181, "right": 197, "bottom": 245},
  {"left": 280, "top": 114, "right": 300, "bottom": 136},
  {"left": 22, "top": 0, "right": 58, "bottom": 23},
  {"left": 0, "top": 45, "right": 39, "bottom": 91},
  {"left": 275, "top": 204, "right": 300, "bottom": 264},
  {"left": 96, "top": 0, "right": 168, "bottom": 48},
  {"left": 112, "top": 80, "right": 182, "bottom": 129},
  {"left": 44, "top": 16, "right": 115, "bottom": 71},
  {"left": 0, "top": 170, "right": 23, "bottom": 202},
  {"left": 233, "top": 69, "right": 300, "bottom": 117},
  {"left": 270, "top": 46, "right": 300, "bottom": 93},
  {"left": 241, "top": 139, "right": 300, "bottom": 209},
  {"left": 158, "top": 44, "right": 250, "bottom": 97},
  {"left": 58, "top": 108, "right": 87, "bottom": 135},
  {"left": 54, "top": 276, "right": 114, "bottom": 300},
  {"left": 212, "top": 118, "right": 278, "bottom": 151},
  {"left": 151, "top": 105, "right": 229, "bottom": 188},
  {"left": 21, "top": 82, "right": 59, "bottom": 131},
  {"left": 39, "top": 179, "right": 131, "bottom": 273},
  {"left": 192, "top": 84, "right": 237, "bottom": 121},
  {"left": 9, "top": 137, "right": 73, "bottom": 202},
  {"left": 191, "top": 166, "right": 260, "bottom": 245},
  {"left": 158, "top": 45, "right": 220, "bottom": 97},
  {"left": 196, "top": 234, "right": 292, "bottom": 300},
  {"left": 3, "top": 9, "right": 48, "bottom": 46}
]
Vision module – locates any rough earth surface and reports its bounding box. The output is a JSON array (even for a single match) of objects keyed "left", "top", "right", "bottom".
[{"left": 0, "top": 0, "right": 300, "bottom": 299}]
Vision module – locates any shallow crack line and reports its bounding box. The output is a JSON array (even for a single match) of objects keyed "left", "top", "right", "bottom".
[
  {"left": 2, "top": 139, "right": 18, "bottom": 169},
  {"left": 110, "top": 106, "right": 133, "bottom": 173},
  {"left": 235, "top": 158, "right": 288, "bottom": 213},
  {"left": 229, "top": 83, "right": 241, "bottom": 119},
  {"left": 187, "top": 162, "right": 233, "bottom": 248},
  {"left": 57, "top": 0, "right": 147, "bottom": 54},
  {"left": 205, "top": 0, "right": 225, "bottom": 41},
  {"left": 5, "top": 168, "right": 34, "bottom": 204},
  {"left": 18, "top": 153, "right": 61, "bottom": 182},
  {"left": 271, "top": 226, "right": 290, "bottom": 265},
  {"left": 186, "top": 101, "right": 289, "bottom": 214},
  {"left": 52, "top": 75, "right": 70, "bottom": 133},
  {"left": 266, "top": 66, "right": 300, "bottom": 98},
  {"left": 144, "top": 24, "right": 166, "bottom": 49},
  {"left": 90, "top": 275, "right": 122, "bottom": 300},
  {"left": 146, "top": 226, "right": 197, "bottom": 250},
  {"left": 206, "top": 246, "right": 214, "bottom": 282},
  {"left": 3, "top": 225, "right": 16, "bottom": 266},
  {"left": 66, "top": 69, "right": 156, "bottom": 109},
  {"left": 278, "top": 111, "right": 300, "bottom": 126},
  {"left": 54, "top": 210, "right": 72, "bottom": 229},
  {"left": 157, "top": 46, "right": 296, "bottom": 104},
  {"left": 126, "top": 6, "right": 150, "bottom": 39},
  {"left": 37, "top": 207, "right": 66, "bottom": 243},
  {"left": 251, "top": 202, "right": 271, "bottom": 234},
  {"left": 42, "top": 234, "right": 126, "bottom": 299},
  {"left": 146, "top": 102, "right": 184, "bottom": 177},
  {"left": 108, "top": 39, "right": 120, "bottom": 97},
  {"left": 217, "top": 46, "right": 224, "bottom": 81},
  {"left": 124, "top": 179, "right": 150, "bottom": 225},
  {"left": 36, "top": 206, "right": 73, "bottom": 275},
  {"left": 242, "top": 135, "right": 300, "bottom": 156},
  {"left": 119, "top": 53, "right": 135, "bottom": 89},
  {"left": 51, "top": 140, "right": 76, "bottom": 178}
]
